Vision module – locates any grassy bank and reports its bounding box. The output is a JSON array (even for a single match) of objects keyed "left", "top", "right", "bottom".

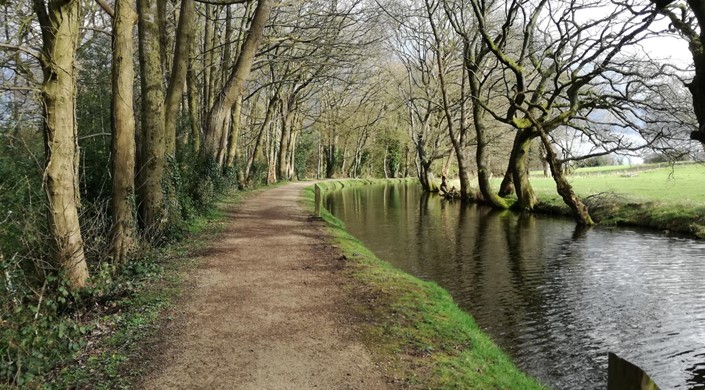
[
  {"left": 524, "top": 164, "right": 705, "bottom": 238},
  {"left": 1, "top": 188, "right": 257, "bottom": 389},
  {"left": 306, "top": 180, "right": 545, "bottom": 389}
]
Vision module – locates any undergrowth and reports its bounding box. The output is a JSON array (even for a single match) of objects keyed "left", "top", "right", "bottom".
[{"left": 0, "top": 188, "right": 253, "bottom": 389}]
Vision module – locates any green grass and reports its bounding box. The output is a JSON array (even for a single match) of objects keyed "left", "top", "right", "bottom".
[
  {"left": 509, "top": 164, "right": 705, "bottom": 237},
  {"left": 527, "top": 164, "right": 705, "bottom": 205},
  {"left": 306, "top": 181, "right": 545, "bottom": 389}
]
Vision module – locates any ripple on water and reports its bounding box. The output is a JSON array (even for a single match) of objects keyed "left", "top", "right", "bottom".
[{"left": 326, "top": 184, "right": 705, "bottom": 389}]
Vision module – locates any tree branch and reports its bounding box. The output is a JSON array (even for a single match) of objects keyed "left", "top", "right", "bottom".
[
  {"left": 0, "top": 44, "right": 41, "bottom": 59},
  {"left": 193, "top": 0, "right": 249, "bottom": 5},
  {"left": 94, "top": 0, "right": 115, "bottom": 18}
]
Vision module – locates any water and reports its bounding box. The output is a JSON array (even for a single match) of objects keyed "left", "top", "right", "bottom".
[{"left": 324, "top": 182, "right": 705, "bottom": 390}]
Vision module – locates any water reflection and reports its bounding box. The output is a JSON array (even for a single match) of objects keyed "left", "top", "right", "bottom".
[{"left": 325, "top": 182, "right": 705, "bottom": 390}]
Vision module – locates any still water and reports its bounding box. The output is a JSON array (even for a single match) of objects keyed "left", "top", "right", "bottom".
[{"left": 325, "top": 182, "right": 705, "bottom": 390}]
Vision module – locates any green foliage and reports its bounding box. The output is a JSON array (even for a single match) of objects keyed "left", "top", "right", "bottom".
[
  {"left": 0, "top": 133, "right": 45, "bottom": 259},
  {"left": 246, "top": 161, "right": 270, "bottom": 187},
  {"left": 574, "top": 155, "right": 616, "bottom": 168},
  {"left": 0, "top": 200, "right": 228, "bottom": 388},
  {"left": 189, "top": 156, "right": 234, "bottom": 212},
  {"left": 385, "top": 139, "right": 402, "bottom": 177},
  {"left": 0, "top": 114, "right": 247, "bottom": 387},
  {"left": 294, "top": 131, "right": 319, "bottom": 179}
]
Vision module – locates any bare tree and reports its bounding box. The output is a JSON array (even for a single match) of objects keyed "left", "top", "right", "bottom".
[
  {"left": 384, "top": 1, "right": 452, "bottom": 191},
  {"left": 657, "top": 1, "right": 705, "bottom": 150},
  {"left": 468, "top": 0, "right": 664, "bottom": 224},
  {"left": 442, "top": 0, "right": 509, "bottom": 207}
]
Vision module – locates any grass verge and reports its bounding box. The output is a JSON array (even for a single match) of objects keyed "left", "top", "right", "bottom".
[{"left": 305, "top": 180, "right": 545, "bottom": 389}]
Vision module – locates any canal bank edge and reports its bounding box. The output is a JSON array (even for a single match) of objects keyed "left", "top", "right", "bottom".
[
  {"left": 304, "top": 180, "right": 546, "bottom": 389},
  {"left": 534, "top": 197, "right": 705, "bottom": 239},
  {"left": 316, "top": 177, "right": 705, "bottom": 239}
]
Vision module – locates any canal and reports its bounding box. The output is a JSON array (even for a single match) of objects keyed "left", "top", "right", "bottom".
[{"left": 324, "top": 182, "right": 705, "bottom": 389}]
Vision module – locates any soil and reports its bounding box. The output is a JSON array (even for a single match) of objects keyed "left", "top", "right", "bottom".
[{"left": 139, "top": 182, "right": 389, "bottom": 389}]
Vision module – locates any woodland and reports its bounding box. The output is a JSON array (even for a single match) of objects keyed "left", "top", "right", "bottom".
[{"left": 1, "top": 0, "right": 705, "bottom": 385}]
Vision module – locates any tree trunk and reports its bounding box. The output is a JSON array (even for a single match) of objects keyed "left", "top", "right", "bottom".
[
  {"left": 186, "top": 45, "right": 200, "bottom": 150},
  {"left": 163, "top": 0, "right": 195, "bottom": 227},
  {"left": 428, "top": 0, "right": 472, "bottom": 200},
  {"left": 110, "top": 0, "right": 138, "bottom": 264},
  {"left": 383, "top": 146, "right": 389, "bottom": 179},
  {"left": 202, "top": 4, "right": 213, "bottom": 118},
  {"left": 472, "top": 93, "right": 508, "bottom": 208},
  {"left": 164, "top": 0, "right": 194, "bottom": 159},
  {"left": 510, "top": 129, "right": 538, "bottom": 211},
  {"left": 245, "top": 94, "right": 277, "bottom": 183},
  {"left": 156, "top": 0, "right": 169, "bottom": 74},
  {"left": 317, "top": 136, "right": 323, "bottom": 179},
  {"left": 287, "top": 129, "right": 298, "bottom": 180},
  {"left": 277, "top": 102, "right": 294, "bottom": 180},
  {"left": 498, "top": 164, "right": 514, "bottom": 197},
  {"left": 325, "top": 138, "right": 337, "bottom": 178},
  {"left": 203, "top": 0, "right": 273, "bottom": 164},
  {"left": 266, "top": 125, "right": 277, "bottom": 184},
  {"left": 537, "top": 127, "right": 594, "bottom": 225},
  {"left": 137, "top": 0, "right": 167, "bottom": 234},
  {"left": 403, "top": 145, "right": 409, "bottom": 177},
  {"left": 34, "top": 0, "right": 90, "bottom": 289},
  {"left": 225, "top": 96, "right": 242, "bottom": 168},
  {"left": 415, "top": 134, "right": 432, "bottom": 192}
]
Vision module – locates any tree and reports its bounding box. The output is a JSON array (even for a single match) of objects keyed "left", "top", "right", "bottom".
[
  {"left": 110, "top": 0, "right": 138, "bottom": 263},
  {"left": 442, "top": 0, "right": 509, "bottom": 208},
  {"left": 657, "top": 1, "right": 705, "bottom": 149},
  {"left": 32, "top": 0, "right": 89, "bottom": 288},
  {"left": 425, "top": 0, "right": 477, "bottom": 200},
  {"left": 467, "top": 0, "right": 665, "bottom": 224},
  {"left": 136, "top": 0, "right": 167, "bottom": 235},
  {"left": 203, "top": 0, "right": 273, "bottom": 167},
  {"left": 136, "top": 0, "right": 195, "bottom": 236},
  {"left": 385, "top": 2, "right": 452, "bottom": 191}
]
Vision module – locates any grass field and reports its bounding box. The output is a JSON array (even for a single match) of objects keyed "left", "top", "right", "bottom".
[
  {"left": 526, "top": 163, "right": 705, "bottom": 205},
  {"left": 442, "top": 163, "right": 705, "bottom": 237}
]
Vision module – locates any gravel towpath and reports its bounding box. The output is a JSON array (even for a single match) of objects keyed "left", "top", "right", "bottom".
[{"left": 141, "top": 182, "right": 388, "bottom": 390}]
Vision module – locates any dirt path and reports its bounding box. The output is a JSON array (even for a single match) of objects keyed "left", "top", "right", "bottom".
[{"left": 141, "top": 182, "right": 388, "bottom": 389}]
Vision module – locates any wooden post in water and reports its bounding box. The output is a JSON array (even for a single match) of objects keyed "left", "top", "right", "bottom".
[
  {"left": 314, "top": 184, "right": 322, "bottom": 217},
  {"left": 608, "top": 352, "right": 660, "bottom": 390}
]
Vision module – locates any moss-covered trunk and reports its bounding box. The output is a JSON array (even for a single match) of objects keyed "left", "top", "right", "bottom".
[
  {"left": 510, "top": 129, "right": 538, "bottom": 211},
  {"left": 35, "top": 0, "right": 90, "bottom": 289},
  {"left": 163, "top": 0, "right": 195, "bottom": 227},
  {"left": 110, "top": 0, "right": 138, "bottom": 264},
  {"left": 186, "top": 46, "right": 200, "bottom": 150},
  {"left": 137, "top": 0, "right": 167, "bottom": 235},
  {"left": 537, "top": 128, "right": 594, "bottom": 225},
  {"left": 498, "top": 166, "right": 514, "bottom": 197},
  {"left": 225, "top": 96, "right": 243, "bottom": 171}
]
